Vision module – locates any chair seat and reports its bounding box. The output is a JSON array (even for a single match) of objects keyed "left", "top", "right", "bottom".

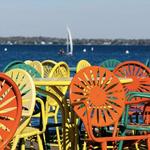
[{"left": 20, "top": 127, "right": 41, "bottom": 138}]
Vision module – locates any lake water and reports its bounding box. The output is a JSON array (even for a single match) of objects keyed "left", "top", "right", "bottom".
[{"left": 0, "top": 44, "right": 150, "bottom": 71}]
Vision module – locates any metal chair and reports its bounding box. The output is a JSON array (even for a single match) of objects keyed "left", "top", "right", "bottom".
[
  {"left": 113, "top": 61, "right": 150, "bottom": 120},
  {"left": 70, "top": 66, "right": 150, "bottom": 150},
  {"left": 42, "top": 60, "right": 57, "bottom": 78},
  {"left": 29, "top": 60, "right": 44, "bottom": 78},
  {"left": 76, "top": 59, "right": 91, "bottom": 73},
  {"left": 24, "top": 60, "right": 33, "bottom": 65},
  {"left": 113, "top": 61, "right": 150, "bottom": 149},
  {"left": 145, "top": 59, "right": 150, "bottom": 67},
  {"left": 113, "top": 61, "right": 150, "bottom": 96},
  {"left": 45, "top": 61, "right": 70, "bottom": 150},
  {"left": 100, "top": 59, "right": 121, "bottom": 71},
  {"left": 6, "top": 69, "right": 46, "bottom": 150},
  {"left": 119, "top": 91, "right": 150, "bottom": 150},
  {"left": 0, "top": 73, "right": 22, "bottom": 150},
  {"left": 3, "top": 60, "right": 24, "bottom": 72}
]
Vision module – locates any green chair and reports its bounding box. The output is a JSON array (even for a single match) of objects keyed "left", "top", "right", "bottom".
[
  {"left": 100, "top": 59, "right": 120, "bottom": 71},
  {"left": 145, "top": 59, "right": 150, "bottom": 67},
  {"left": 118, "top": 91, "right": 150, "bottom": 150},
  {"left": 3, "top": 60, "right": 24, "bottom": 72},
  {"left": 3, "top": 63, "right": 41, "bottom": 79}
]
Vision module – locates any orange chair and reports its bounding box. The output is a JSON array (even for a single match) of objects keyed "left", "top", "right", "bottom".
[
  {"left": 0, "top": 73, "right": 22, "bottom": 150},
  {"left": 113, "top": 61, "right": 150, "bottom": 122},
  {"left": 69, "top": 66, "right": 150, "bottom": 150},
  {"left": 113, "top": 61, "right": 150, "bottom": 99}
]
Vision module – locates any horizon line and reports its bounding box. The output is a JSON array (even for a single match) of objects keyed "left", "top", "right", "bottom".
[{"left": 0, "top": 36, "right": 150, "bottom": 40}]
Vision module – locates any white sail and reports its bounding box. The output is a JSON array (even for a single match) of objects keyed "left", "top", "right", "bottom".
[{"left": 66, "top": 26, "right": 73, "bottom": 55}]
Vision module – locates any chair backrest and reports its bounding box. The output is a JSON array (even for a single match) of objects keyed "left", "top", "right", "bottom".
[
  {"left": 42, "top": 60, "right": 57, "bottom": 78},
  {"left": 143, "top": 103, "right": 150, "bottom": 124},
  {"left": 4, "top": 63, "right": 45, "bottom": 101},
  {"left": 145, "top": 59, "right": 150, "bottom": 67},
  {"left": 76, "top": 60, "right": 91, "bottom": 73},
  {"left": 100, "top": 59, "right": 121, "bottom": 71},
  {"left": 29, "top": 61, "right": 44, "bottom": 78},
  {"left": 113, "top": 61, "right": 150, "bottom": 101},
  {"left": 24, "top": 60, "right": 33, "bottom": 65},
  {"left": 0, "top": 73, "right": 22, "bottom": 149},
  {"left": 3, "top": 60, "right": 24, "bottom": 72},
  {"left": 6, "top": 69, "right": 36, "bottom": 134},
  {"left": 4, "top": 63, "right": 41, "bottom": 79},
  {"left": 46, "top": 61, "right": 70, "bottom": 106},
  {"left": 70, "top": 66, "right": 125, "bottom": 137}
]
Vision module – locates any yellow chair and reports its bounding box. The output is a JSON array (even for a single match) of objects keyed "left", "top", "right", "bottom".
[
  {"left": 42, "top": 59, "right": 57, "bottom": 78},
  {"left": 76, "top": 59, "right": 91, "bottom": 149},
  {"left": 45, "top": 61, "right": 70, "bottom": 150},
  {"left": 24, "top": 60, "right": 33, "bottom": 65},
  {"left": 29, "top": 60, "right": 44, "bottom": 78},
  {"left": 6, "top": 69, "right": 46, "bottom": 150},
  {"left": 76, "top": 59, "right": 91, "bottom": 73}
]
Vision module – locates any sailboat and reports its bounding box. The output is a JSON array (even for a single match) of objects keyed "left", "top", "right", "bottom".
[{"left": 66, "top": 26, "right": 73, "bottom": 56}]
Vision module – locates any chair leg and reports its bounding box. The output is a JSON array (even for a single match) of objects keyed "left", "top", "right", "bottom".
[
  {"left": 1, "top": 146, "right": 4, "bottom": 150},
  {"left": 54, "top": 115, "right": 62, "bottom": 150},
  {"left": 148, "top": 137, "right": 150, "bottom": 150},
  {"left": 83, "top": 142, "right": 87, "bottom": 150},
  {"left": 41, "top": 133, "right": 47, "bottom": 150},
  {"left": 135, "top": 142, "right": 140, "bottom": 150},
  {"left": 101, "top": 142, "right": 107, "bottom": 150},
  {"left": 118, "top": 129, "right": 126, "bottom": 150},
  {"left": 11, "top": 136, "right": 19, "bottom": 150},
  {"left": 21, "top": 138, "right": 26, "bottom": 150},
  {"left": 37, "top": 135, "right": 44, "bottom": 150}
]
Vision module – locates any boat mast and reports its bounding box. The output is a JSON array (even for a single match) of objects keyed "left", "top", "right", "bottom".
[
  {"left": 66, "top": 26, "right": 73, "bottom": 55},
  {"left": 66, "top": 28, "right": 69, "bottom": 54}
]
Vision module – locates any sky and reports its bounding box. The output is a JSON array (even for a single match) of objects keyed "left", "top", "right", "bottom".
[{"left": 0, "top": 0, "right": 150, "bottom": 39}]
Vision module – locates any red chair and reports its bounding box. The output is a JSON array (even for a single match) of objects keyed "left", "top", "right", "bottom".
[{"left": 0, "top": 73, "right": 22, "bottom": 150}]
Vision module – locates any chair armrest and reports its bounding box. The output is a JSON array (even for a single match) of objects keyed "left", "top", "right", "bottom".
[
  {"left": 121, "top": 92, "right": 150, "bottom": 126},
  {"left": 34, "top": 97, "right": 46, "bottom": 133},
  {"left": 125, "top": 92, "right": 150, "bottom": 104}
]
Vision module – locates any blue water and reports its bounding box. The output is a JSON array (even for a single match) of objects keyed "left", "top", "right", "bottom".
[{"left": 0, "top": 45, "right": 150, "bottom": 71}]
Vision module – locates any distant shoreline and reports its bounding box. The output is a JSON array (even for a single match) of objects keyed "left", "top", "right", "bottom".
[{"left": 0, "top": 37, "right": 150, "bottom": 45}]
